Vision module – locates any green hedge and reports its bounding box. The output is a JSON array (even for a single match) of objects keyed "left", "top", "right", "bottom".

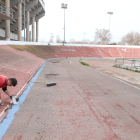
[{"left": 80, "top": 62, "right": 90, "bottom": 66}]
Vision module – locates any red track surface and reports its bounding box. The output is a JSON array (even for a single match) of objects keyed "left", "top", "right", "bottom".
[{"left": 21, "top": 45, "right": 140, "bottom": 59}]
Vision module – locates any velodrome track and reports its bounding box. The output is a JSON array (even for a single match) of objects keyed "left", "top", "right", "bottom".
[
  {"left": 11, "top": 44, "right": 140, "bottom": 58},
  {"left": 1, "top": 44, "right": 140, "bottom": 139}
]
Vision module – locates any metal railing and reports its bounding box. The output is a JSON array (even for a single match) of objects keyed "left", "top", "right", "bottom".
[
  {"left": 0, "top": 28, "right": 23, "bottom": 40},
  {"left": 0, "top": 3, "right": 13, "bottom": 19},
  {"left": 115, "top": 58, "right": 140, "bottom": 71}
]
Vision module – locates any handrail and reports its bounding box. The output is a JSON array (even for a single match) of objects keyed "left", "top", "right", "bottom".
[
  {"left": 0, "top": 28, "right": 25, "bottom": 40},
  {"left": 116, "top": 58, "right": 140, "bottom": 62},
  {"left": 0, "top": 3, "right": 13, "bottom": 19},
  {"left": 115, "top": 58, "right": 140, "bottom": 69}
]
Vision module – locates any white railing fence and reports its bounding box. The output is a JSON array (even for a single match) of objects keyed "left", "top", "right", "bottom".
[
  {"left": 115, "top": 58, "right": 140, "bottom": 71},
  {"left": 0, "top": 28, "right": 18, "bottom": 40},
  {"left": 0, "top": 3, "right": 13, "bottom": 19}
]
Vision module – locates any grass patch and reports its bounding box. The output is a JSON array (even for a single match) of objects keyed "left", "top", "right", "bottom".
[
  {"left": 113, "top": 65, "right": 140, "bottom": 73},
  {"left": 134, "top": 70, "right": 140, "bottom": 73},
  {"left": 9, "top": 45, "right": 24, "bottom": 51},
  {"left": 80, "top": 61, "right": 90, "bottom": 66},
  {"left": 112, "top": 65, "right": 120, "bottom": 68},
  {"left": 79, "top": 59, "right": 85, "bottom": 62}
]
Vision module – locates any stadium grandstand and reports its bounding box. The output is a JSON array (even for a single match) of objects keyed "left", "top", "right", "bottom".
[{"left": 0, "top": 0, "right": 45, "bottom": 41}]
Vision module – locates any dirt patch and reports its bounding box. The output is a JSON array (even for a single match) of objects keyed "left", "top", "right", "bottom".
[
  {"left": 52, "top": 61, "right": 59, "bottom": 63},
  {"left": 128, "top": 78, "right": 136, "bottom": 81},
  {"left": 45, "top": 74, "right": 59, "bottom": 78}
]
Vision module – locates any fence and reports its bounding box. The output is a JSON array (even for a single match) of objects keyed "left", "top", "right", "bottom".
[
  {"left": 115, "top": 58, "right": 140, "bottom": 71},
  {"left": 0, "top": 28, "right": 26, "bottom": 41}
]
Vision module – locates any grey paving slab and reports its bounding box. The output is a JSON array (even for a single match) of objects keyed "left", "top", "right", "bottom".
[{"left": 2, "top": 58, "right": 140, "bottom": 140}]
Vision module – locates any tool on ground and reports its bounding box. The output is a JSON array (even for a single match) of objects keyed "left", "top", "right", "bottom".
[
  {"left": 0, "top": 94, "right": 3, "bottom": 106},
  {"left": 47, "top": 82, "right": 56, "bottom": 87},
  {"left": 30, "top": 81, "right": 57, "bottom": 87},
  {"left": 11, "top": 95, "right": 19, "bottom": 105},
  {"left": 0, "top": 101, "right": 3, "bottom": 106}
]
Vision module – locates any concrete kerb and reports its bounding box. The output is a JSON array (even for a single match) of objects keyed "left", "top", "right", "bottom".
[{"left": 78, "top": 57, "right": 115, "bottom": 63}]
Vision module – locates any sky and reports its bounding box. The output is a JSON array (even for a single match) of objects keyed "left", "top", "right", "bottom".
[{"left": 31, "top": 0, "right": 140, "bottom": 43}]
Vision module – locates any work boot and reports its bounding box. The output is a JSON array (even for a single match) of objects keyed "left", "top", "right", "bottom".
[{"left": 0, "top": 100, "right": 3, "bottom": 106}]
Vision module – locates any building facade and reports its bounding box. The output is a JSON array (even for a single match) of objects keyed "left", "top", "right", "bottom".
[{"left": 0, "top": 0, "right": 45, "bottom": 42}]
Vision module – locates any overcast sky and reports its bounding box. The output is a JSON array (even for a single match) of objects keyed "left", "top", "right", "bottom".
[{"left": 36, "top": 0, "right": 140, "bottom": 43}]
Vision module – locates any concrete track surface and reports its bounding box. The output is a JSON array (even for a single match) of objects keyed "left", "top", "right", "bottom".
[{"left": 2, "top": 58, "right": 140, "bottom": 140}]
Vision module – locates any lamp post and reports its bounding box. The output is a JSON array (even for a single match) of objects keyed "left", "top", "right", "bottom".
[
  {"left": 84, "top": 33, "right": 86, "bottom": 44},
  {"left": 107, "top": 12, "right": 113, "bottom": 33},
  {"left": 50, "top": 33, "right": 53, "bottom": 43},
  {"left": 107, "top": 12, "right": 113, "bottom": 45},
  {"left": 52, "top": 36, "right": 54, "bottom": 43},
  {"left": 61, "top": 3, "right": 68, "bottom": 45}
]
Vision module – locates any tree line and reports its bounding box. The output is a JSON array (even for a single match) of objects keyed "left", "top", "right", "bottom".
[{"left": 47, "top": 29, "right": 140, "bottom": 45}]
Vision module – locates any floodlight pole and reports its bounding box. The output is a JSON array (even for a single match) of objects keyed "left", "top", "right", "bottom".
[
  {"left": 50, "top": 33, "right": 53, "bottom": 43},
  {"left": 61, "top": 3, "right": 67, "bottom": 45},
  {"left": 84, "top": 33, "right": 86, "bottom": 43},
  {"left": 107, "top": 12, "right": 113, "bottom": 33},
  {"left": 109, "top": 14, "right": 111, "bottom": 32},
  {"left": 107, "top": 12, "right": 113, "bottom": 44},
  {"left": 64, "top": 8, "right": 65, "bottom": 45}
]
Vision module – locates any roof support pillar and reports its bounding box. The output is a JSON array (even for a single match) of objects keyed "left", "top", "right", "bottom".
[
  {"left": 32, "top": 16, "right": 35, "bottom": 42},
  {"left": 5, "top": 0, "right": 10, "bottom": 41},
  {"left": 26, "top": 11, "right": 30, "bottom": 41},
  {"left": 36, "top": 20, "right": 39, "bottom": 42},
  {"left": 18, "top": 2, "right": 22, "bottom": 41}
]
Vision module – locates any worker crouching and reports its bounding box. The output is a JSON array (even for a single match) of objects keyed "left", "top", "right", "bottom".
[{"left": 0, "top": 75, "right": 17, "bottom": 106}]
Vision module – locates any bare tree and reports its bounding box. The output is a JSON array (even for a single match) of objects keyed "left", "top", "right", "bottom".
[
  {"left": 56, "top": 35, "right": 62, "bottom": 43},
  {"left": 49, "top": 34, "right": 54, "bottom": 43},
  {"left": 135, "top": 32, "right": 140, "bottom": 45},
  {"left": 119, "top": 31, "right": 140, "bottom": 45},
  {"left": 94, "top": 28, "right": 112, "bottom": 45}
]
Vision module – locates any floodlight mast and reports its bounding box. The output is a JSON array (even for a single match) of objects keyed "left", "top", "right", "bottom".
[
  {"left": 61, "top": 3, "right": 68, "bottom": 45},
  {"left": 107, "top": 12, "right": 113, "bottom": 33}
]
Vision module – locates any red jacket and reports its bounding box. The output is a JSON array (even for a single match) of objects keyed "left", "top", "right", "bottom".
[{"left": 0, "top": 75, "right": 8, "bottom": 88}]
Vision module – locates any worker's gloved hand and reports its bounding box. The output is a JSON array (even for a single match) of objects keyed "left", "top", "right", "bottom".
[{"left": 9, "top": 95, "right": 13, "bottom": 99}]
